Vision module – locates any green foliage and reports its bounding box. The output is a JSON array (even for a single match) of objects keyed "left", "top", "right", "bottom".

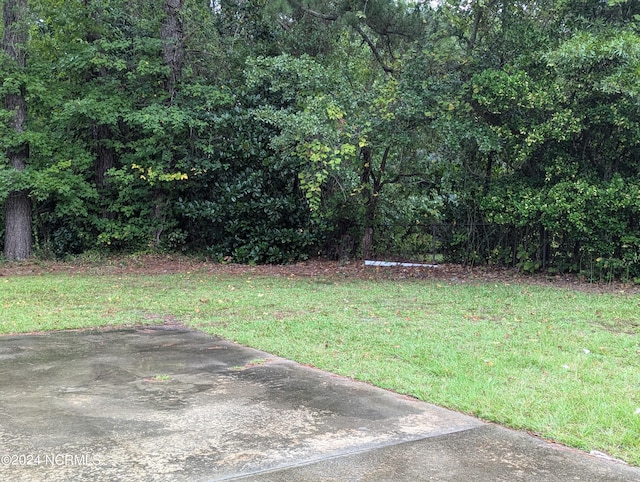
[
  {"left": 178, "top": 164, "right": 321, "bottom": 264},
  {"left": 171, "top": 94, "right": 324, "bottom": 264},
  {"left": 416, "top": 0, "right": 640, "bottom": 278},
  {"left": 371, "top": 185, "right": 445, "bottom": 262},
  {"left": 3, "top": 0, "right": 640, "bottom": 276},
  {"left": 479, "top": 175, "right": 640, "bottom": 279},
  {"left": 246, "top": 53, "right": 354, "bottom": 214}
]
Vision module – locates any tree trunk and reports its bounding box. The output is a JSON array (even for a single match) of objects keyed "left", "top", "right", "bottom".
[
  {"left": 93, "top": 124, "right": 115, "bottom": 189},
  {"left": 360, "top": 146, "right": 377, "bottom": 260},
  {"left": 85, "top": 3, "right": 115, "bottom": 196},
  {"left": 362, "top": 210, "right": 375, "bottom": 260},
  {"left": 151, "top": 190, "right": 168, "bottom": 249},
  {"left": 161, "top": 0, "right": 185, "bottom": 105},
  {"left": 149, "top": 0, "right": 185, "bottom": 248},
  {"left": 4, "top": 191, "right": 32, "bottom": 260},
  {"left": 362, "top": 179, "right": 381, "bottom": 261},
  {"left": 93, "top": 124, "right": 117, "bottom": 220},
  {"left": 483, "top": 154, "right": 493, "bottom": 194},
  {"left": 467, "top": 0, "right": 484, "bottom": 54},
  {"left": 3, "top": 0, "right": 32, "bottom": 260}
]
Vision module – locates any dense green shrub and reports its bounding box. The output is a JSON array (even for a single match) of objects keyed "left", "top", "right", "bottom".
[{"left": 476, "top": 176, "right": 640, "bottom": 279}]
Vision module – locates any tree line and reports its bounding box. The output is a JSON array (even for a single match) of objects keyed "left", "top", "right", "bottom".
[{"left": 2, "top": 0, "right": 640, "bottom": 279}]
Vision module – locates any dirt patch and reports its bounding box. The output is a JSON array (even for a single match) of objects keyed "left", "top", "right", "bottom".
[{"left": 0, "top": 254, "right": 637, "bottom": 294}]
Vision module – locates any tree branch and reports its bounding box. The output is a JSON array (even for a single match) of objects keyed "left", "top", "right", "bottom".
[
  {"left": 299, "top": 5, "right": 395, "bottom": 74},
  {"left": 467, "top": 1, "right": 484, "bottom": 54},
  {"left": 304, "top": 8, "right": 338, "bottom": 21},
  {"left": 353, "top": 24, "right": 395, "bottom": 74},
  {"left": 380, "top": 172, "right": 423, "bottom": 189},
  {"left": 379, "top": 146, "right": 391, "bottom": 177}
]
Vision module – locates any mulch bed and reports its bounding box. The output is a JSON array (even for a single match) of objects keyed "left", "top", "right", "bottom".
[{"left": 1, "top": 255, "right": 637, "bottom": 294}]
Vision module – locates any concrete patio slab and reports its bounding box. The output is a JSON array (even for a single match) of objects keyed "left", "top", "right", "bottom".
[{"left": 0, "top": 327, "right": 638, "bottom": 481}]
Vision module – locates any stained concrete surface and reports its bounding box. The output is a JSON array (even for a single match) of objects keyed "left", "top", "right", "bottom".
[{"left": 0, "top": 327, "right": 638, "bottom": 481}]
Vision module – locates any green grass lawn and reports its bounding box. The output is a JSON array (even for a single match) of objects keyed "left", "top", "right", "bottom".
[{"left": 1, "top": 270, "right": 639, "bottom": 465}]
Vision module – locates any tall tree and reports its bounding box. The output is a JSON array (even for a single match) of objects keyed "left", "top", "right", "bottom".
[
  {"left": 2, "top": 0, "right": 32, "bottom": 260},
  {"left": 161, "top": 0, "right": 185, "bottom": 105}
]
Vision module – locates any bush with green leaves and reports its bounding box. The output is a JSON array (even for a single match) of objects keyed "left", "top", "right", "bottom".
[{"left": 478, "top": 175, "right": 640, "bottom": 280}]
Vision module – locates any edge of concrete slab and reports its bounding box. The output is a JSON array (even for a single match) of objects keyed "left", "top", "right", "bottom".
[{"left": 225, "top": 424, "right": 640, "bottom": 482}]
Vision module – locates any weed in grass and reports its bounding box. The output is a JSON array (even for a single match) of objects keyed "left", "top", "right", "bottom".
[{"left": 149, "top": 374, "right": 172, "bottom": 382}]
